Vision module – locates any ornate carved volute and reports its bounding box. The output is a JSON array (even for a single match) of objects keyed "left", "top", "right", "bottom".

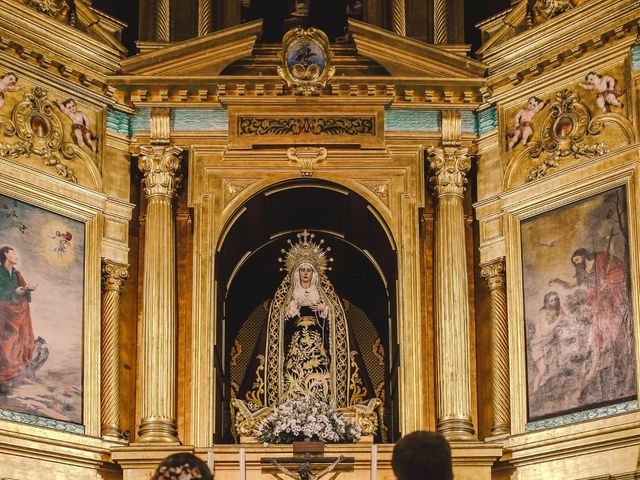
[
  {"left": 102, "top": 261, "right": 130, "bottom": 293},
  {"left": 427, "top": 146, "right": 471, "bottom": 197},
  {"left": 480, "top": 260, "right": 506, "bottom": 292},
  {"left": 138, "top": 145, "right": 183, "bottom": 199}
]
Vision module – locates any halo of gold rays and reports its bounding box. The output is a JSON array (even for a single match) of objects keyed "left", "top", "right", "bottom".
[{"left": 278, "top": 229, "right": 333, "bottom": 275}]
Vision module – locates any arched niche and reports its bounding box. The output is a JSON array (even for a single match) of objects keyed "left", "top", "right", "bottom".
[{"left": 214, "top": 179, "right": 399, "bottom": 442}]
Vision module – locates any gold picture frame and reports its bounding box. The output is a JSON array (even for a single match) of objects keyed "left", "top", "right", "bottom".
[
  {"left": 0, "top": 158, "right": 103, "bottom": 440},
  {"left": 503, "top": 157, "right": 640, "bottom": 434}
]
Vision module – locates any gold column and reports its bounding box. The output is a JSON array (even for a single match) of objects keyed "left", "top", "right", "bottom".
[
  {"left": 429, "top": 146, "right": 475, "bottom": 441},
  {"left": 434, "top": 0, "right": 449, "bottom": 44},
  {"left": 137, "top": 144, "right": 182, "bottom": 443},
  {"left": 391, "top": 0, "right": 406, "bottom": 36},
  {"left": 154, "top": 0, "right": 170, "bottom": 41},
  {"left": 480, "top": 259, "right": 511, "bottom": 436},
  {"left": 101, "top": 260, "right": 129, "bottom": 438},
  {"left": 198, "top": 0, "right": 213, "bottom": 36}
]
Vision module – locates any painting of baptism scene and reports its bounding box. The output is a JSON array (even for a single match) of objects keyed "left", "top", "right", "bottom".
[
  {"left": 0, "top": 195, "right": 84, "bottom": 425},
  {"left": 521, "top": 186, "right": 636, "bottom": 420}
]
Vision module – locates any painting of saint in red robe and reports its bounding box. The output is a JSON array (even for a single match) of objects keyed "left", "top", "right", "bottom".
[
  {"left": 0, "top": 196, "right": 83, "bottom": 425},
  {"left": 0, "top": 246, "right": 37, "bottom": 390},
  {"left": 522, "top": 186, "right": 636, "bottom": 421}
]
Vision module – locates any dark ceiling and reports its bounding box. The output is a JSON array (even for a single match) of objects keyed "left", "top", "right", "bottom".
[{"left": 92, "top": 0, "right": 511, "bottom": 56}]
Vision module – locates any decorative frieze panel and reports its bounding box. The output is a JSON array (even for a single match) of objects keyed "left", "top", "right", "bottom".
[
  {"left": 228, "top": 105, "right": 385, "bottom": 148},
  {"left": 238, "top": 116, "right": 375, "bottom": 137}
]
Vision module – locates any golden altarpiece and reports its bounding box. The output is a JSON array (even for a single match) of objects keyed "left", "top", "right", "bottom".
[{"left": 0, "top": 0, "right": 638, "bottom": 479}]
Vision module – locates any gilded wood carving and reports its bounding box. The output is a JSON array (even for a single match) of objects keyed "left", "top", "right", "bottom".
[
  {"left": 238, "top": 117, "right": 375, "bottom": 136},
  {"left": 277, "top": 28, "right": 335, "bottom": 96}
]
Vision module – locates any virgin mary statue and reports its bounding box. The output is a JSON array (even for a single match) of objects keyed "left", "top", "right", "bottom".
[{"left": 264, "top": 230, "right": 351, "bottom": 408}]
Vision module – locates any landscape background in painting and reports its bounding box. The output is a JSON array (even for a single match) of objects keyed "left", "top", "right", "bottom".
[
  {"left": 522, "top": 186, "right": 636, "bottom": 420},
  {"left": 0, "top": 195, "right": 84, "bottom": 424}
]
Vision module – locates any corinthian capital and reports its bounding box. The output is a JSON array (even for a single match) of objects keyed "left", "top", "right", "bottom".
[
  {"left": 480, "top": 259, "right": 506, "bottom": 291},
  {"left": 427, "top": 146, "right": 471, "bottom": 196},
  {"left": 102, "top": 260, "right": 130, "bottom": 293},
  {"left": 138, "top": 145, "right": 183, "bottom": 199}
]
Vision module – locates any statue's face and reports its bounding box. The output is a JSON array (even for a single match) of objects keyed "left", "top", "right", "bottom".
[{"left": 298, "top": 264, "right": 313, "bottom": 284}]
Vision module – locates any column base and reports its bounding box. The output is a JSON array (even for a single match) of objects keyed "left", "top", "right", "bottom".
[
  {"left": 137, "top": 418, "right": 180, "bottom": 444},
  {"left": 437, "top": 416, "right": 476, "bottom": 441},
  {"left": 101, "top": 425, "right": 122, "bottom": 439},
  {"left": 490, "top": 423, "right": 510, "bottom": 437}
]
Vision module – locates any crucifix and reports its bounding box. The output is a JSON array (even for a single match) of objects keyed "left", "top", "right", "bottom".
[{"left": 261, "top": 454, "right": 353, "bottom": 480}]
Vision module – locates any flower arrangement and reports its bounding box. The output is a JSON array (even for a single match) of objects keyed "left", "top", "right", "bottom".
[{"left": 256, "top": 397, "right": 361, "bottom": 444}]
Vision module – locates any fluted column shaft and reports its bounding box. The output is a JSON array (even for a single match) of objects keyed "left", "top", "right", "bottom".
[
  {"left": 198, "top": 0, "right": 213, "bottom": 36},
  {"left": 137, "top": 145, "right": 182, "bottom": 443},
  {"left": 481, "top": 260, "right": 511, "bottom": 436},
  {"left": 391, "top": 0, "right": 406, "bottom": 36},
  {"left": 101, "top": 261, "right": 129, "bottom": 438},
  {"left": 154, "top": 0, "right": 170, "bottom": 41},
  {"left": 429, "top": 146, "right": 475, "bottom": 441}
]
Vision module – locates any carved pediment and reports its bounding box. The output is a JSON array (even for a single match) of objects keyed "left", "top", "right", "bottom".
[
  {"left": 476, "top": 0, "right": 582, "bottom": 58},
  {"left": 120, "top": 18, "right": 485, "bottom": 81},
  {"left": 18, "top": 0, "right": 127, "bottom": 56},
  {"left": 121, "top": 21, "right": 263, "bottom": 76},
  {"left": 348, "top": 19, "right": 486, "bottom": 78}
]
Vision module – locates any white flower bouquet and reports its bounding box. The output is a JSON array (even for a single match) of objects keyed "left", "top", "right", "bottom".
[{"left": 256, "top": 397, "right": 361, "bottom": 444}]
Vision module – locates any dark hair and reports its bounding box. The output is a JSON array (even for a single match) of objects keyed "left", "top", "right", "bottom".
[
  {"left": 585, "top": 71, "right": 598, "bottom": 81},
  {"left": 571, "top": 248, "right": 595, "bottom": 261},
  {"left": 392, "top": 431, "right": 453, "bottom": 480},
  {"left": 62, "top": 98, "right": 76, "bottom": 107},
  {"left": 541, "top": 291, "right": 560, "bottom": 310},
  {"left": 1, "top": 72, "right": 17, "bottom": 81},
  {"left": 0, "top": 246, "right": 13, "bottom": 264},
  {"left": 152, "top": 453, "right": 212, "bottom": 480},
  {"left": 529, "top": 96, "right": 543, "bottom": 104}
]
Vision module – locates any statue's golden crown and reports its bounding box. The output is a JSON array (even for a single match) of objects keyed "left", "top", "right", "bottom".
[{"left": 279, "top": 230, "right": 332, "bottom": 274}]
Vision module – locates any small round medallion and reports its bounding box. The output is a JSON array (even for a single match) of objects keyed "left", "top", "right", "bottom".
[
  {"left": 554, "top": 115, "right": 574, "bottom": 139},
  {"left": 30, "top": 115, "right": 49, "bottom": 138}
]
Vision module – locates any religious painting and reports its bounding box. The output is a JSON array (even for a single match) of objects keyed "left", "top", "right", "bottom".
[
  {"left": 521, "top": 186, "right": 636, "bottom": 421},
  {"left": 286, "top": 39, "right": 325, "bottom": 75},
  {"left": 0, "top": 194, "right": 84, "bottom": 425}
]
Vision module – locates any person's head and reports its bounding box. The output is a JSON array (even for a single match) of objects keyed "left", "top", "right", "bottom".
[
  {"left": 541, "top": 291, "right": 560, "bottom": 312},
  {"left": 151, "top": 453, "right": 212, "bottom": 480},
  {"left": 585, "top": 72, "right": 599, "bottom": 84},
  {"left": 571, "top": 248, "right": 594, "bottom": 268},
  {"left": 392, "top": 431, "right": 453, "bottom": 480},
  {"left": 62, "top": 98, "right": 77, "bottom": 111},
  {"left": 293, "top": 262, "right": 318, "bottom": 289},
  {"left": 527, "top": 96, "right": 543, "bottom": 109},
  {"left": 1, "top": 72, "right": 17, "bottom": 85},
  {"left": 0, "top": 246, "right": 16, "bottom": 267}
]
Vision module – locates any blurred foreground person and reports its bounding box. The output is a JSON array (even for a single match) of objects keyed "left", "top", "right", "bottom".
[
  {"left": 152, "top": 453, "right": 212, "bottom": 480},
  {"left": 391, "top": 431, "right": 453, "bottom": 480}
]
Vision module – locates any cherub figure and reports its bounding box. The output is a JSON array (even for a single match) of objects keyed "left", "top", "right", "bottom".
[
  {"left": 56, "top": 98, "right": 97, "bottom": 153},
  {"left": 0, "top": 72, "right": 22, "bottom": 109},
  {"left": 507, "top": 96, "right": 547, "bottom": 150},
  {"left": 579, "top": 72, "right": 624, "bottom": 114}
]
